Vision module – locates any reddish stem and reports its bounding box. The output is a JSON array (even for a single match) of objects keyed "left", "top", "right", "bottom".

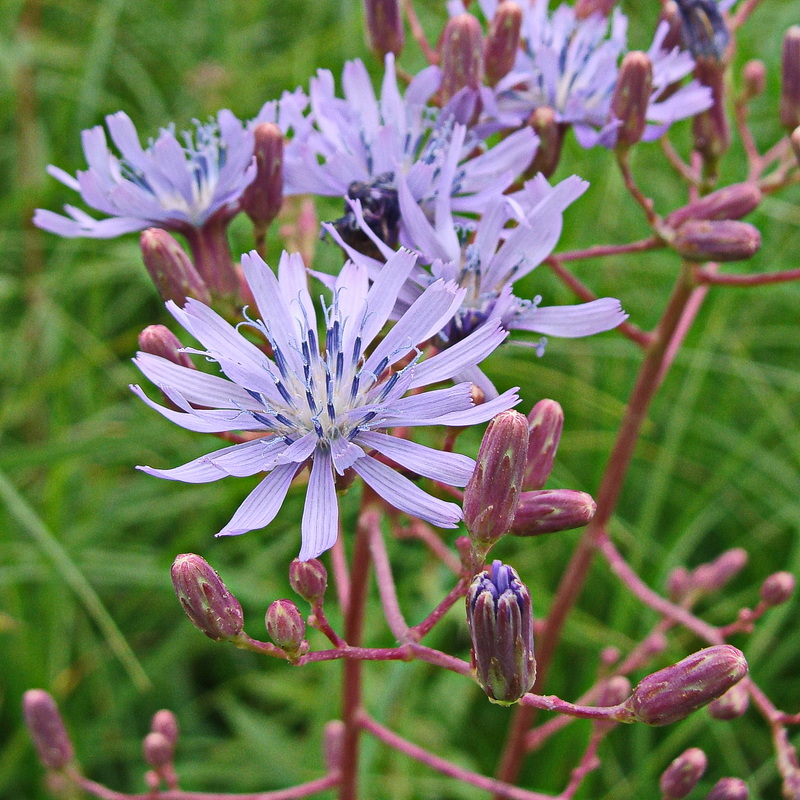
[
  {"left": 368, "top": 515, "right": 413, "bottom": 642},
  {"left": 403, "top": 0, "right": 438, "bottom": 64},
  {"left": 694, "top": 266, "right": 800, "bottom": 287},
  {"left": 410, "top": 578, "right": 469, "bottom": 640},
  {"left": 555, "top": 237, "right": 663, "bottom": 263}
]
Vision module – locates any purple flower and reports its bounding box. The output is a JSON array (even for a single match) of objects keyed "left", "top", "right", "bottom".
[
  {"left": 456, "top": 0, "right": 712, "bottom": 148},
  {"left": 34, "top": 110, "right": 257, "bottom": 238},
  {"left": 132, "top": 249, "right": 518, "bottom": 560},
  {"left": 324, "top": 167, "right": 626, "bottom": 397}
]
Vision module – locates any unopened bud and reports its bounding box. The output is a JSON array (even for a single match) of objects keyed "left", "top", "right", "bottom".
[
  {"left": 484, "top": 1, "right": 522, "bottom": 86},
  {"left": 467, "top": 561, "right": 536, "bottom": 704},
  {"left": 289, "top": 558, "right": 328, "bottom": 603},
  {"left": 693, "top": 57, "right": 730, "bottom": 164},
  {"left": 150, "top": 710, "right": 179, "bottom": 745},
  {"left": 439, "top": 14, "right": 484, "bottom": 104},
  {"left": 658, "top": 2, "right": 684, "bottom": 53},
  {"left": 672, "top": 220, "right": 761, "bottom": 262},
  {"left": 624, "top": 645, "right": 748, "bottom": 726},
  {"left": 666, "top": 183, "right": 762, "bottom": 228},
  {"left": 171, "top": 554, "right": 244, "bottom": 642},
  {"left": 23, "top": 690, "right": 74, "bottom": 770},
  {"left": 676, "top": 0, "right": 729, "bottom": 61},
  {"left": 574, "top": 0, "right": 616, "bottom": 19},
  {"left": 611, "top": 51, "right": 653, "bottom": 148},
  {"left": 760, "top": 571, "right": 796, "bottom": 607},
  {"left": 741, "top": 60, "right": 766, "bottom": 101},
  {"left": 667, "top": 566, "right": 692, "bottom": 601},
  {"left": 363, "top": 0, "right": 404, "bottom": 59},
  {"left": 706, "top": 777, "right": 750, "bottom": 800},
  {"left": 708, "top": 681, "right": 749, "bottom": 720},
  {"left": 140, "top": 228, "right": 210, "bottom": 305},
  {"left": 660, "top": 747, "right": 707, "bottom": 799},
  {"left": 692, "top": 548, "right": 748, "bottom": 593},
  {"left": 266, "top": 599, "right": 306, "bottom": 653},
  {"left": 524, "top": 399, "right": 564, "bottom": 490},
  {"left": 510, "top": 490, "right": 596, "bottom": 536},
  {"left": 464, "top": 410, "right": 529, "bottom": 545},
  {"left": 597, "top": 676, "right": 632, "bottom": 708},
  {"left": 138, "top": 325, "right": 194, "bottom": 369},
  {"left": 781, "top": 27, "right": 800, "bottom": 131},
  {"left": 240, "top": 123, "right": 284, "bottom": 229},
  {"left": 323, "top": 720, "right": 346, "bottom": 771},
  {"left": 143, "top": 731, "right": 173, "bottom": 769},
  {"left": 525, "top": 107, "right": 565, "bottom": 179}
]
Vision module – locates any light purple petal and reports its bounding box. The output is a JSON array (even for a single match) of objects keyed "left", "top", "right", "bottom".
[
  {"left": 299, "top": 447, "right": 339, "bottom": 560},
  {"left": 512, "top": 298, "right": 627, "bottom": 337},
  {"left": 423, "top": 386, "right": 520, "bottom": 426}
]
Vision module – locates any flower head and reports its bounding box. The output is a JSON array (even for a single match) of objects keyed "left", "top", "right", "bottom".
[
  {"left": 35, "top": 110, "right": 258, "bottom": 238},
  {"left": 133, "top": 249, "right": 517, "bottom": 560}
]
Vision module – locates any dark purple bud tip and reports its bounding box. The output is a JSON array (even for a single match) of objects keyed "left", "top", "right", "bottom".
[
  {"left": 666, "top": 183, "right": 762, "bottom": 229},
  {"left": 140, "top": 228, "right": 210, "bottom": 305},
  {"left": 611, "top": 51, "right": 653, "bottom": 148},
  {"left": 510, "top": 490, "right": 596, "bottom": 536},
  {"left": 706, "top": 777, "right": 750, "bottom": 800},
  {"left": 624, "top": 645, "right": 748, "bottom": 726},
  {"left": 171, "top": 554, "right": 244, "bottom": 642},
  {"left": 143, "top": 731, "right": 173, "bottom": 769},
  {"left": 364, "top": 0, "right": 404, "bottom": 59},
  {"left": 266, "top": 599, "right": 307, "bottom": 654},
  {"left": 138, "top": 325, "right": 194, "bottom": 369},
  {"left": 464, "top": 410, "right": 530, "bottom": 545},
  {"left": 760, "top": 571, "right": 796, "bottom": 607},
  {"left": 708, "top": 681, "right": 749, "bottom": 720},
  {"left": 289, "top": 558, "right": 328, "bottom": 604},
  {"left": 672, "top": 220, "right": 761, "bottom": 262},
  {"left": 484, "top": 1, "right": 522, "bottom": 86},
  {"left": 240, "top": 123, "right": 284, "bottom": 228},
  {"left": 439, "top": 13, "right": 484, "bottom": 104},
  {"left": 22, "top": 690, "right": 74, "bottom": 770},
  {"left": 781, "top": 27, "right": 800, "bottom": 131},
  {"left": 660, "top": 747, "right": 707, "bottom": 799},
  {"left": 467, "top": 561, "right": 536, "bottom": 704},
  {"left": 150, "top": 709, "right": 179, "bottom": 745},
  {"left": 524, "top": 399, "right": 564, "bottom": 490}
]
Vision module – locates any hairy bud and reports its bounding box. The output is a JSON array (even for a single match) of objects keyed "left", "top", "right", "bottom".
[
  {"left": 363, "top": 0, "right": 404, "bottom": 58},
  {"left": 780, "top": 27, "right": 800, "bottom": 131},
  {"left": 525, "top": 107, "right": 566, "bottom": 178},
  {"left": 510, "top": 490, "right": 596, "bottom": 536},
  {"left": 138, "top": 325, "right": 194, "bottom": 369},
  {"left": 266, "top": 599, "right": 307, "bottom": 653},
  {"left": 140, "top": 228, "right": 210, "bottom": 305},
  {"left": 691, "top": 548, "right": 748, "bottom": 593},
  {"left": 660, "top": 747, "right": 707, "bottom": 799},
  {"left": 574, "top": 0, "right": 616, "bottom": 19},
  {"left": 672, "top": 220, "right": 761, "bottom": 262},
  {"left": 708, "top": 681, "right": 750, "bottom": 720},
  {"left": 741, "top": 60, "right": 766, "bottom": 101},
  {"left": 289, "top": 558, "right": 328, "bottom": 604},
  {"left": 624, "top": 645, "right": 748, "bottom": 726},
  {"left": 464, "top": 410, "right": 529, "bottom": 546},
  {"left": 760, "top": 571, "right": 796, "bottom": 607},
  {"left": 143, "top": 732, "right": 173, "bottom": 769},
  {"left": 240, "top": 123, "right": 284, "bottom": 229},
  {"left": 23, "top": 690, "right": 74, "bottom": 770},
  {"left": 484, "top": 1, "right": 522, "bottom": 86},
  {"left": 171, "top": 554, "right": 244, "bottom": 642},
  {"left": 706, "top": 777, "right": 750, "bottom": 800},
  {"left": 524, "top": 399, "right": 564, "bottom": 490},
  {"left": 467, "top": 561, "right": 536, "bottom": 704},
  {"left": 666, "top": 183, "right": 762, "bottom": 229},
  {"left": 611, "top": 51, "right": 653, "bottom": 148},
  {"left": 439, "top": 14, "right": 484, "bottom": 104}
]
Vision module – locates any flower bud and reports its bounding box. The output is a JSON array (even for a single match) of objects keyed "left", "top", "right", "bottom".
[
  {"left": 597, "top": 676, "right": 632, "bottom": 708},
  {"left": 574, "top": 0, "right": 616, "bottom": 19},
  {"left": 676, "top": 0, "right": 729, "bottom": 61},
  {"left": 610, "top": 51, "right": 653, "bottom": 148},
  {"left": 143, "top": 731, "right": 173, "bottom": 769},
  {"left": 706, "top": 777, "right": 750, "bottom": 800},
  {"left": 467, "top": 561, "right": 536, "bottom": 704},
  {"left": 463, "top": 410, "right": 529, "bottom": 546},
  {"left": 266, "top": 599, "right": 306, "bottom": 653},
  {"left": 289, "top": 558, "right": 328, "bottom": 604},
  {"left": 23, "top": 690, "right": 74, "bottom": 770},
  {"left": 624, "top": 645, "right": 748, "bottom": 726},
  {"left": 658, "top": 2, "right": 684, "bottom": 53},
  {"left": 660, "top": 747, "right": 707, "bottom": 799},
  {"left": 439, "top": 14, "right": 484, "bottom": 105},
  {"left": 672, "top": 220, "right": 761, "bottom": 262},
  {"left": 240, "top": 123, "right": 284, "bottom": 229},
  {"left": 741, "top": 60, "right": 766, "bottom": 101},
  {"left": 510, "top": 490, "right": 596, "bottom": 536},
  {"left": 484, "top": 1, "right": 522, "bottom": 86},
  {"left": 691, "top": 548, "right": 748, "bottom": 593},
  {"left": 760, "top": 571, "right": 796, "bottom": 607},
  {"left": 323, "top": 720, "right": 346, "bottom": 771},
  {"left": 667, "top": 566, "right": 692, "bottom": 601},
  {"left": 140, "top": 228, "right": 210, "bottom": 305},
  {"left": 781, "top": 27, "right": 800, "bottom": 131},
  {"left": 171, "top": 554, "right": 244, "bottom": 642},
  {"left": 524, "top": 399, "right": 563, "bottom": 490},
  {"left": 708, "top": 681, "right": 749, "bottom": 720},
  {"left": 666, "top": 183, "right": 762, "bottom": 229},
  {"left": 138, "top": 325, "right": 194, "bottom": 369},
  {"left": 363, "top": 0, "right": 404, "bottom": 59},
  {"left": 692, "top": 57, "right": 730, "bottom": 164},
  {"left": 525, "top": 107, "right": 566, "bottom": 179},
  {"left": 150, "top": 709, "right": 179, "bottom": 745}
]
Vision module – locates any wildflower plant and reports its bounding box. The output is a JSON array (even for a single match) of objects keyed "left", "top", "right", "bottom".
[{"left": 12, "top": 0, "right": 800, "bottom": 799}]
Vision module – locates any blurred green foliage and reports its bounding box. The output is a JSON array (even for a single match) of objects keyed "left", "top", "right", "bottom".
[{"left": 1, "top": 1, "right": 799, "bottom": 799}]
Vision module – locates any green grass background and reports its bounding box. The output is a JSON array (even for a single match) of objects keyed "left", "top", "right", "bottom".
[{"left": 1, "top": 0, "right": 799, "bottom": 798}]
